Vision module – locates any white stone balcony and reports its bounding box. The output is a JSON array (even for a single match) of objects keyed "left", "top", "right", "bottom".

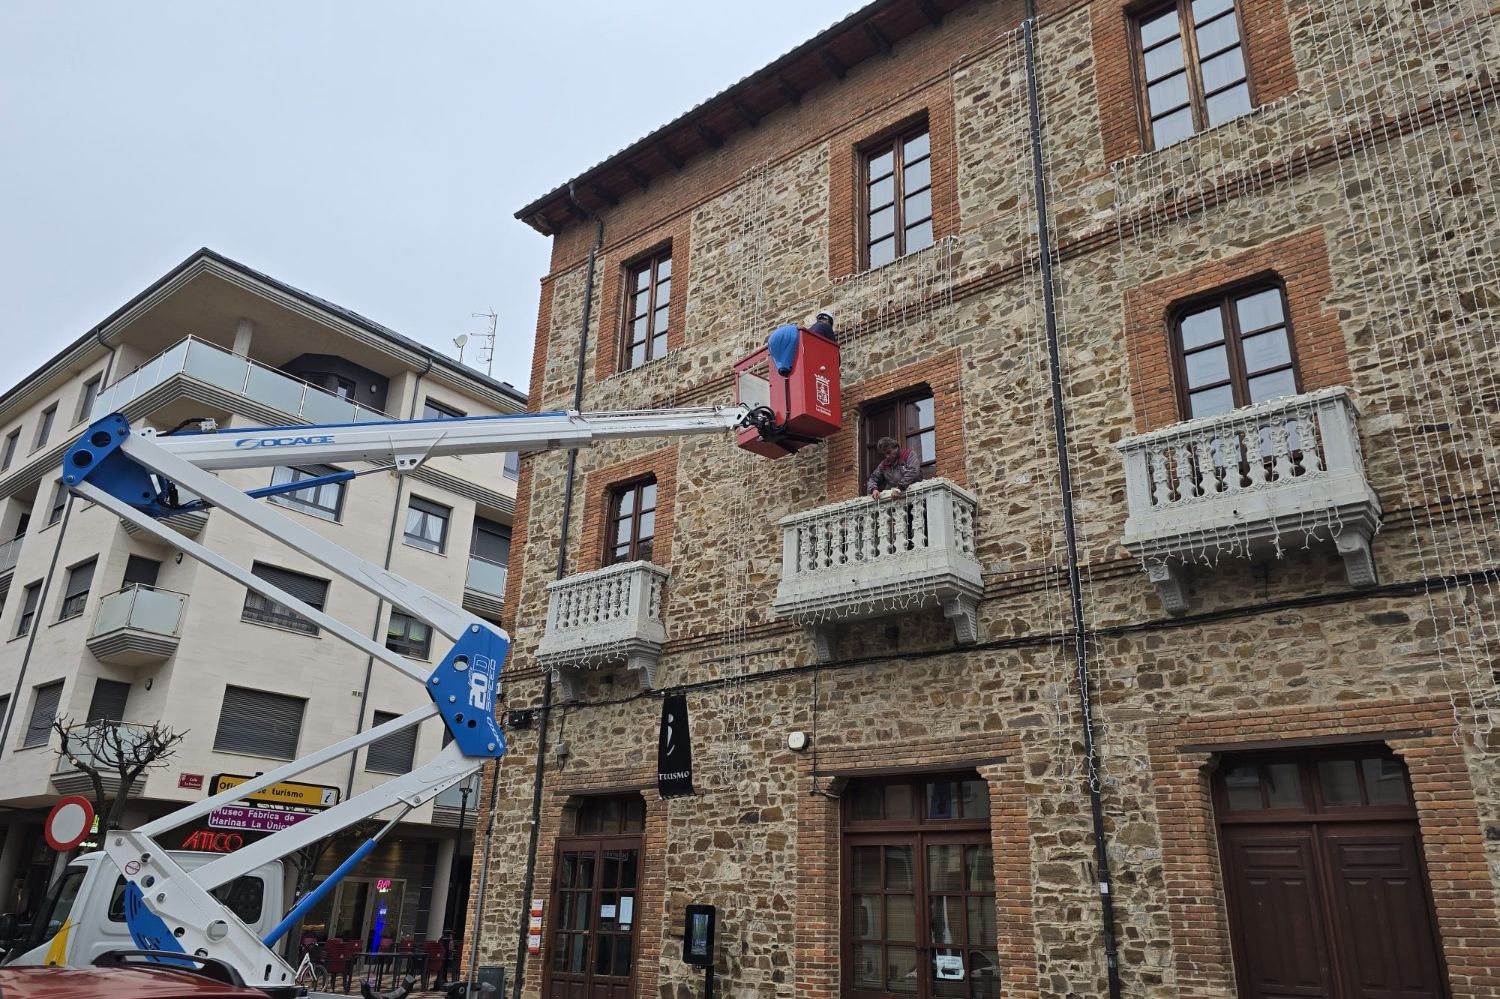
[
  {"left": 86, "top": 584, "right": 187, "bottom": 667},
  {"left": 536, "top": 561, "right": 668, "bottom": 701},
  {"left": 1118, "top": 387, "right": 1382, "bottom": 613},
  {"left": 773, "top": 478, "right": 983, "bottom": 661}
]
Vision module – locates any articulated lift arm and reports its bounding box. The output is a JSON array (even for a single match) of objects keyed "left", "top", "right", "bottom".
[{"left": 61, "top": 404, "right": 751, "bottom": 991}]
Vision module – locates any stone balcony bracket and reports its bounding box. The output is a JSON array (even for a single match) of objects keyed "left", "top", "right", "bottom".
[
  {"left": 535, "top": 561, "right": 669, "bottom": 702},
  {"left": 772, "top": 478, "right": 984, "bottom": 663},
  {"left": 1118, "top": 387, "right": 1382, "bottom": 615}
]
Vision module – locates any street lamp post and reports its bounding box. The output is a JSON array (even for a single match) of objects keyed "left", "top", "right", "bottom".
[{"left": 444, "top": 781, "right": 471, "bottom": 936}]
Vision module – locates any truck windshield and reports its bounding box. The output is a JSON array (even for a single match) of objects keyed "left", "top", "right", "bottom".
[{"left": 23, "top": 865, "right": 86, "bottom": 951}]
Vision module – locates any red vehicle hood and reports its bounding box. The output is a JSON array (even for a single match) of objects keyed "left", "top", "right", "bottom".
[{"left": 0, "top": 965, "right": 263, "bottom": 998}]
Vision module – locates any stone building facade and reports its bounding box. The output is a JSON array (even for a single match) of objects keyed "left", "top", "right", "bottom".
[{"left": 472, "top": 1, "right": 1500, "bottom": 997}]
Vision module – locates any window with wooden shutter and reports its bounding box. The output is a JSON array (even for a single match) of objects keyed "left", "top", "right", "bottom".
[
  {"left": 213, "top": 685, "right": 306, "bottom": 759},
  {"left": 59, "top": 558, "right": 96, "bottom": 620},
  {"left": 241, "top": 563, "right": 329, "bottom": 635},
  {"left": 863, "top": 123, "right": 934, "bottom": 269},
  {"left": 861, "top": 389, "right": 937, "bottom": 486},
  {"left": 366, "top": 710, "right": 418, "bottom": 774},
  {"left": 621, "top": 250, "right": 672, "bottom": 370},
  {"left": 22, "top": 680, "right": 63, "bottom": 748},
  {"left": 605, "top": 478, "right": 656, "bottom": 566},
  {"left": 1134, "top": 0, "right": 1252, "bottom": 150}
]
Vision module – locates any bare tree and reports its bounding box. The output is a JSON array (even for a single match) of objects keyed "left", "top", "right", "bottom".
[{"left": 52, "top": 716, "right": 187, "bottom": 835}]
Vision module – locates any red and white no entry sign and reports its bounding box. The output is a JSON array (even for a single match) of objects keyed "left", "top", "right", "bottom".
[{"left": 44, "top": 795, "right": 94, "bottom": 852}]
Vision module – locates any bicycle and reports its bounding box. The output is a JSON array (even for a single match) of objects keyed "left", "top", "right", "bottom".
[{"left": 294, "top": 944, "right": 329, "bottom": 993}]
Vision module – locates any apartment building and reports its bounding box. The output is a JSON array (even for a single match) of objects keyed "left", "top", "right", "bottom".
[
  {"left": 0, "top": 248, "right": 523, "bottom": 950},
  {"left": 470, "top": 1, "right": 1500, "bottom": 998}
]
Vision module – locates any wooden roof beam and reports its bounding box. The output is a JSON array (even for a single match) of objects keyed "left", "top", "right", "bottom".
[
  {"left": 821, "top": 49, "right": 847, "bottom": 80},
  {"left": 776, "top": 76, "right": 802, "bottom": 105},
  {"left": 865, "top": 22, "right": 892, "bottom": 54},
  {"left": 658, "top": 144, "right": 684, "bottom": 170},
  {"left": 696, "top": 123, "right": 724, "bottom": 149},
  {"left": 916, "top": 0, "right": 944, "bottom": 26},
  {"left": 733, "top": 101, "right": 761, "bottom": 128},
  {"left": 624, "top": 165, "right": 651, "bottom": 191},
  {"left": 590, "top": 184, "right": 619, "bottom": 208}
]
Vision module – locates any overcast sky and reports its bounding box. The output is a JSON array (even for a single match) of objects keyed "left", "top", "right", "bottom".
[{"left": 0, "top": 1, "right": 863, "bottom": 398}]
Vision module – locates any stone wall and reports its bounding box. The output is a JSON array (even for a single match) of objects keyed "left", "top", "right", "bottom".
[{"left": 477, "top": 1, "right": 1500, "bottom": 997}]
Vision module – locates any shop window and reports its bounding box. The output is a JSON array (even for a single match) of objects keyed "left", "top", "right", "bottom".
[
  {"left": 268, "top": 464, "right": 347, "bottom": 522},
  {"left": 366, "top": 709, "right": 418, "bottom": 774},
  {"left": 21, "top": 680, "right": 63, "bottom": 748},
  {"left": 404, "top": 496, "right": 450, "bottom": 554},
  {"left": 545, "top": 795, "right": 644, "bottom": 996},
  {"left": 1134, "top": 0, "right": 1251, "bottom": 149},
  {"left": 58, "top": 558, "right": 95, "bottom": 621},
  {"left": 621, "top": 249, "right": 672, "bottom": 370},
  {"left": 605, "top": 477, "right": 656, "bottom": 566},
  {"left": 385, "top": 609, "right": 433, "bottom": 660},
  {"left": 1173, "top": 283, "right": 1298, "bottom": 419},
  {"left": 214, "top": 685, "right": 306, "bottom": 759},
  {"left": 861, "top": 389, "right": 937, "bottom": 485},
  {"left": 242, "top": 562, "right": 328, "bottom": 635},
  {"left": 863, "top": 122, "right": 934, "bottom": 269},
  {"left": 843, "top": 773, "right": 997, "bottom": 998}
]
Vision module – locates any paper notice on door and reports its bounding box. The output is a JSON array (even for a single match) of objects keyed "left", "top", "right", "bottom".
[
  {"left": 600, "top": 903, "right": 617, "bottom": 919},
  {"left": 934, "top": 954, "right": 965, "bottom": 980},
  {"left": 619, "top": 896, "right": 634, "bottom": 926}
]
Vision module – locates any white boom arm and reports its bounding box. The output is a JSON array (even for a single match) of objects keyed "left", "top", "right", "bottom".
[{"left": 58, "top": 404, "right": 753, "bottom": 990}]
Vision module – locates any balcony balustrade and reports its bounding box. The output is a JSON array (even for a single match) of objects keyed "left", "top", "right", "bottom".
[
  {"left": 461, "top": 555, "right": 508, "bottom": 620},
  {"left": 86, "top": 584, "right": 187, "bottom": 667},
  {"left": 536, "top": 561, "right": 669, "bottom": 701},
  {"left": 1117, "top": 387, "right": 1381, "bottom": 613},
  {"left": 773, "top": 478, "right": 983, "bottom": 661},
  {"left": 52, "top": 721, "right": 155, "bottom": 798}
]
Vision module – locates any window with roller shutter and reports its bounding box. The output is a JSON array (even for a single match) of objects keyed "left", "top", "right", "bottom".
[
  {"left": 366, "top": 710, "right": 418, "bottom": 774},
  {"left": 86, "top": 679, "right": 131, "bottom": 723},
  {"left": 213, "top": 685, "right": 306, "bottom": 759},
  {"left": 241, "top": 562, "right": 328, "bottom": 636},
  {"left": 22, "top": 680, "right": 63, "bottom": 748}
]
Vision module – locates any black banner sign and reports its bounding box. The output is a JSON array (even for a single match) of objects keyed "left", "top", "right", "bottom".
[{"left": 657, "top": 693, "right": 694, "bottom": 798}]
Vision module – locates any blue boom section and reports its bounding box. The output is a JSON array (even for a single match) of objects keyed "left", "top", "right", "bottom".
[
  {"left": 427, "top": 623, "right": 509, "bottom": 758},
  {"left": 122, "top": 882, "right": 192, "bottom": 967},
  {"left": 62, "top": 414, "right": 189, "bottom": 518}
]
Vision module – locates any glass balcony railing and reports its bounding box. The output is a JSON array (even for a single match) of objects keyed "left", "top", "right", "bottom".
[
  {"left": 89, "top": 584, "right": 188, "bottom": 639},
  {"left": 465, "top": 556, "right": 508, "bottom": 598},
  {"left": 0, "top": 534, "right": 22, "bottom": 575},
  {"left": 89, "top": 336, "right": 390, "bottom": 424},
  {"left": 54, "top": 721, "right": 155, "bottom": 774},
  {"left": 434, "top": 773, "right": 481, "bottom": 811}
]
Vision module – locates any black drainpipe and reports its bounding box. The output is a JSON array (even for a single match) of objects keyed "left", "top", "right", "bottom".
[
  {"left": 1023, "top": 9, "right": 1123, "bottom": 999},
  {"left": 504, "top": 190, "right": 604, "bottom": 999}
]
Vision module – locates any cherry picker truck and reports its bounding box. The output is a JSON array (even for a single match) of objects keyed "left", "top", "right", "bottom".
[{"left": 0, "top": 324, "right": 841, "bottom": 996}]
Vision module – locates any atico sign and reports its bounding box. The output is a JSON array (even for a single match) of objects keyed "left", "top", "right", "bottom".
[{"left": 179, "top": 829, "right": 245, "bottom": 853}]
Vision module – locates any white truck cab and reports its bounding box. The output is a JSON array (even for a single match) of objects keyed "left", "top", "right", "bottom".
[{"left": 2, "top": 851, "right": 283, "bottom": 969}]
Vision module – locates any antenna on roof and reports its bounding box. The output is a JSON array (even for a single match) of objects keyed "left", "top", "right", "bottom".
[
  {"left": 471, "top": 309, "right": 498, "bottom": 376},
  {"left": 452, "top": 334, "right": 469, "bottom": 364}
]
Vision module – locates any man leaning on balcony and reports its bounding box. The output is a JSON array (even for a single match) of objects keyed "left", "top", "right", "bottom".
[{"left": 867, "top": 437, "right": 920, "bottom": 499}]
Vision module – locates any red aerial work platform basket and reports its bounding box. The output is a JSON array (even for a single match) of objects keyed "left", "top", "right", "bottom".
[{"left": 735, "top": 326, "right": 842, "bottom": 457}]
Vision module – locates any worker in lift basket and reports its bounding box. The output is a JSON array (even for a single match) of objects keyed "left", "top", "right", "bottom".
[
  {"left": 867, "top": 436, "right": 920, "bottom": 499},
  {"left": 809, "top": 309, "right": 836, "bottom": 342}
]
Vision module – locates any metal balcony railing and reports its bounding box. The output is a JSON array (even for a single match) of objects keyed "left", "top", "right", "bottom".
[
  {"left": 773, "top": 478, "right": 983, "bottom": 660},
  {"left": 536, "top": 561, "right": 669, "bottom": 700},
  {"left": 1118, "top": 387, "right": 1381, "bottom": 612},
  {"left": 90, "top": 335, "right": 390, "bottom": 424}
]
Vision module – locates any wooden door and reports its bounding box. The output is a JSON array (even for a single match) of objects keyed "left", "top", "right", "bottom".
[
  {"left": 1216, "top": 749, "right": 1449, "bottom": 999},
  {"left": 1220, "top": 826, "right": 1338, "bottom": 999},
  {"left": 545, "top": 840, "right": 639, "bottom": 999}
]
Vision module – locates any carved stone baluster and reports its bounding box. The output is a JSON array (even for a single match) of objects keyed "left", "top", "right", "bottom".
[
  {"left": 1195, "top": 438, "right": 1220, "bottom": 494},
  {"left": 1269, "top": 421, "right": 1292, "bottom": 481},
  {"left": 1175, "top": 443, "right": 1197, "bottom": 499},
  {"left": 1150, "top": 449, "right": 1171, "bottom": 505}
]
